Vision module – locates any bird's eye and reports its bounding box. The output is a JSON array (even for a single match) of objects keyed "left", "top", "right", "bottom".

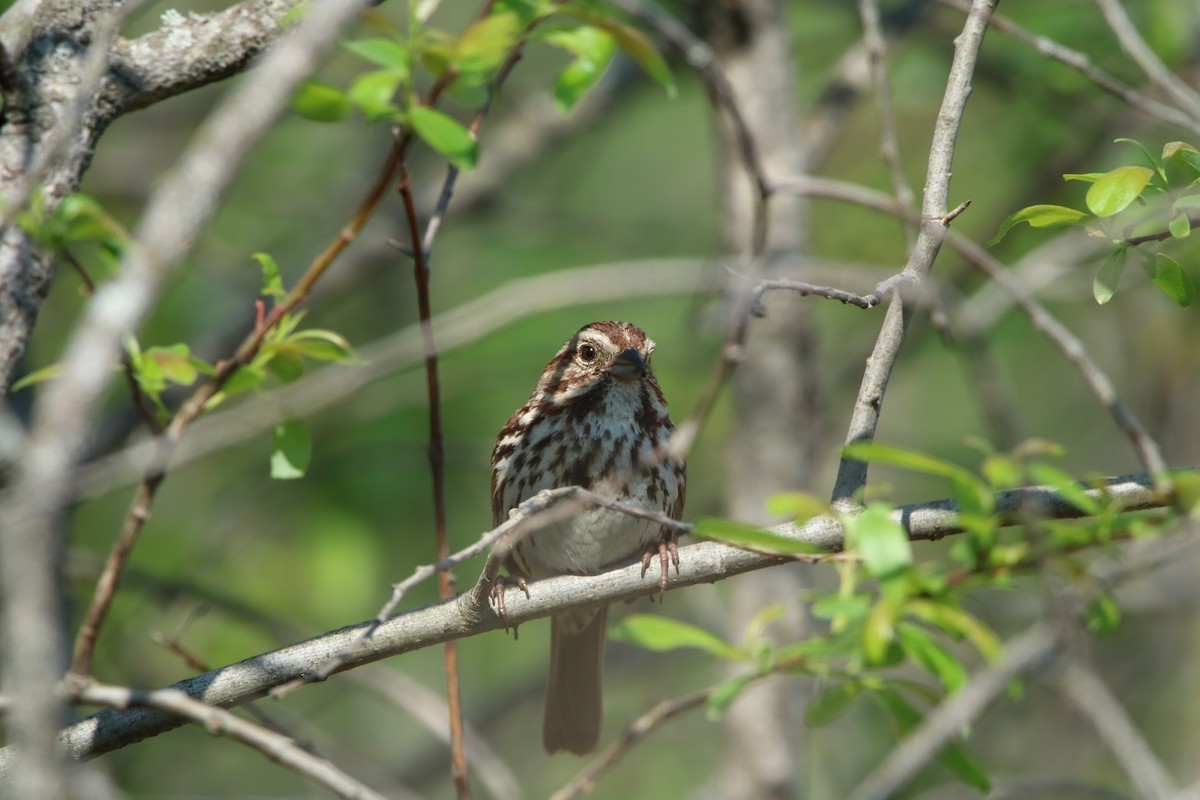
[{"left": 578, "top": 344, "right": 597, "bottom": 363}]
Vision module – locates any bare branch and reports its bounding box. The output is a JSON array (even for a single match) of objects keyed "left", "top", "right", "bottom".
[
  {"left": 831, "top": 0, "right": 997, "bottom": 506},
  {"left": 847, "top": 625, "right": 1061, "bottom": 800},
  {"left": 71, "top": 679, "right": 389, "bottom": 800},
  {"left": 1056, "top": 661, "right": 1179, "bottom": 800},
  {"left": 1092, "top": 0, "right": 1200, "bottom": 123}
]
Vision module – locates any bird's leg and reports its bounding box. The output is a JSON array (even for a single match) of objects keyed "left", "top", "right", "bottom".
[
  {"left": 489, "top": 573, "right": 530, "bottom": 638},
  {"left": 640, "top": 533, "right": 680, "bottom": 600}
]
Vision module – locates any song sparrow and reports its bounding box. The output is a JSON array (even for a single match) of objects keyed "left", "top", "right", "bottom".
[{"left": 491, "top": 321, "right": 686, "bottom": 755}]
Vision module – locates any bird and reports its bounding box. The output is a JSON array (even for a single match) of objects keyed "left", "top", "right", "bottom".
[{"left": 490, "top": 321, "right": 686, "bottom": 755}]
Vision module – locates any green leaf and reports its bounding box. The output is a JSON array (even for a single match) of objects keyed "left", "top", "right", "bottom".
[
  {"left": 1164, "top": 141, "right": 1200, "bottom": 178},
  {"left": 558, "top": 5, "right": 675, "bottom": 97},
  {"left": 271, "top": 419, "right": 311, "bottom": 479},
  {"left": 286, "top": 329, "right": 359, "bottom": 363},
  {"left": 343, "top": 38, "right": 409, "bottom": 71},
  {"left": 1085, "top": 165, "right": 1154, "bottom": 217},
  {"left": 1115, "top": 137, "right": 1160, "bottom": 172},
  {"left": 1169, "top": 210, "right": 1192, "bottom": 239},
  {"left": 252, "top": 252, "right": 285, "bottom": 298},
  {"left": 863, "top": 599, "right": 898, "bottom": 665},
  {"left": 1087, "top": 593, "right": 1121, "bottom": 635},
  {"left": 348, "top": 69, "right": 405, "bottom": 123},
  {"left": 706, "top": 674, "right": 755, "bottom": 719},
  {"left": 453, "top": 12, "right": 521, "bottom": 75},
  {"left": 1062, "top": 172, "right": 1106, "bottom": 184},
  {"left": 811, "top": 594, "right": 871, "bottom": 622},
  {"left": 407, "top": 105, "right": 478, "bottom": 169},
  {"left": 291, "top": 82, "right": 349, "bottom": 122},
  {"left": 539, "top": 25, "right": 618, "bottom": 113},
  {"left": 905, "top": 600, "right": 1002, "bottom": 663},
  {"left": 843, "top": 442, "right": 993, "bottom": 518},
  {"left": 805, "top": 682, "right": 862, "bottom": 727},
  {"left": 204, "top": 363, "right": 267, "bottom": 410},
  {"left": 1150, "top": 252, "right": 1194, "bottom": 307},
  {"left": 987, "top": 204, "right": 1089, "bottom": 246},
  {"left": 844, "top": 503, "right": 911, "bottom": 582},
  {"left": 266, "top": 349, "right": 305, "bottom": 383},
  {"left": 1025, "top": 463, "right": 1104, "bottom": 515},
  {"left": 692, "top": 517, "right": 825, "bottom": 556},
  {"left": 1092, "top": 247, "right": 1126, "bottom": 305},
  {"left": 897, "top": 622, "right": 967, "bottom": 693},
  {"left": 10, "top": 362, "right": 64, "bottom": 392},
  {"left": 144, "top": 344, "right": 200, "bottom": 387},
  {"left": 610, "top": 613, "right": 746, "bottom": 660}
]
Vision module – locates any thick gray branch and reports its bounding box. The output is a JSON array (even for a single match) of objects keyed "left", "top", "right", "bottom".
[{"left": 0, "top": 473, "right": 1161, "bottom": 770}]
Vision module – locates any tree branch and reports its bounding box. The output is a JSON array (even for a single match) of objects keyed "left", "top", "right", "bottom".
[
  {"left": 831, "top": 0, "right": 997, "bottom": 506},
  {"left": 0, "top": 472, "right": 1165, "bottom": 770}
]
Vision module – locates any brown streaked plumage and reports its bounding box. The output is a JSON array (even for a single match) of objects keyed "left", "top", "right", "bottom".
[{"left": 490, "top": 321, "right": 685, "bottom": 755}]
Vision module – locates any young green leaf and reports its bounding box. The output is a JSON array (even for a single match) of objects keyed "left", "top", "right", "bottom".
[
  {"left": 554, "top": 32, "right": 617, "bottom": 113},
  {"left": 863, "top": 599, "right": 899, "bottom": 665},
  {"left": 144, "top": 344, "right": 201, "bottom": 387},
  {"left": 453, "top": 12, "right": 521, "bottom": 76},
  {"left": 811, "top": 594, "right": 871, "bottom": 622},
  {"left": 266, "top": 349, "right": 306, "bottom": 383},
  {"left": 1115, "top": 137, "right": 1161, "bottom": 172},
  {"left": 271, "top": 419, "right": 311, "bottom": 479},
  {"left": 805, "top": 682, "right": 862, "bottom": 727},
  {"left": 1164, "top": 141, "right": 1200, "bottom": 178},
  {"left": 1087, "top": 592, "right": 1121, "bottom": 635},
  {"left": 897, "top": 622, "right": 967, "bottom": 693},
  {"left": 610, "top": 613, "right": 746, "bottom": 660},
  {"left": 1085, "top": 165, "right": 1154, "bottom": 217},
  {"left": 558, "top": 5, "right": 676, "bottom": 97},
  {"left": 987, "top": 204, "right": 1089, "bottom": 246},
  {"left": 843, "top": 442, "right": 993, "bottom": 518},
  {"left": 286, "top": 329, "right": 359, "bottom": 363},
  {"left": 1150, "top": 252, "right": 1194, "bottom": 307},
  {"left": 844, "top": 503, "right": 911, "bottom": 583},
  {"left": 765, "top": 491, "right": 828, "bottom": 524},
  {"left": 1092, "top": 247, "right": 1126, "bottom": 305},
  {"left": 692, "top": 517, "right": 824, "bottom": 556},
  {"left": 1169, "top": 210, "right": 1192, "bottom": 239},
  {"left": 874, "top": 688, "right": 991, "bottom": 794},
  {"left": 291, "top": 82, "right": 350, "bottom": 122},
  {"left": 905, "top": 600, "right": 1002, "bottom": 663},
  {"left": 1025, "top": 463, "right": 1104, "bottom": 515},
  {"left": 348, "top": 70, "right": 405, "bottom": 123},
  {"left": 706, "top": 673, "right": 755, "bottom": 719},
  {"left": 10, "top": 362, "right": 65, "bottom": 392},
  {"left": 343, "top": 38, "right": 409, "bottom": 71},
  {"left": 252, "top": 252, "right": 285, "bottom": 299},
  {"left": 1062, "top": 172, "right": 1106, "bottom": 183},
  {"left": 407, "top": 106, "right": 478, "bottom": 169}
]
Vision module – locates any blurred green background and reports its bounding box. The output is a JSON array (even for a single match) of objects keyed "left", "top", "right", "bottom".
[{"left": 13, "top": 0, "right": 1200, "bottom": 797}]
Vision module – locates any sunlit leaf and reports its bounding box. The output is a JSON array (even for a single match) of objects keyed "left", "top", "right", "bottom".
[
  {"left": 1085, "top": 165, "right": 1154, "bottom": 217},
  {"left": 987, "top": 204, "right": 1089, "bottom": 246},
  {"left": 610, "top": 613, "right": 746, "bottom": 660},
  {"left": 407, "top": 105, "right": 478, "bottom": 169},
  {"left": 348, "top": 69, "right": 405, "bottom": 123},
  {"left": 1025, "top": 463, "right": 1104, "bottom": 515},
  {"left": 1062, "top": 172, "right": 1105, "bottom": 183},
  {"left": 10, "top": 362, "right": 64, "bottom": 392},
  {"left": 1164, "top": 141, "right": 1200, "bottom": 178},
  {"left": 843, "top": 442, "right": 993, "bottom": 518},
  {"left": 144, "top": 344, "right": 199, "bottom": 387},
  {"left": 1092, "top": 247, "right": 1126, "bottom": 305},
  {"left": 844, "top": 503, "right": 911, "bottom": 582},
  {"left": 291, "top": 82, "right": 349, "bottom": 122},
  {"left": 1169, "top": 210, "right": 1192, "bottom": 239},
  {"left": 252, "top": 252, "right": 285, "bottom": 298},
  {"left": 271, "top": 419, "right": 311, "bottom": 479},
  {"left": 453, "top": 12, "right": 520, "bottom": 75},
  {"left": 811, "top": 594, "right": 871, "bottom": 622},
  {"left": 863, "top": 599, "right": 898, "bottom": 665},
  {"left": 287, "top": 329, "right": 359, "bottom": 363},
  {"left": 766, "top": 491, "right": 828, "bottom": 524},
  {"left": 558, "top": 5, "right": 675, "bottom": 97},
  {"left": 905, "top": 600, "right": 1002, "bottom": 663}
]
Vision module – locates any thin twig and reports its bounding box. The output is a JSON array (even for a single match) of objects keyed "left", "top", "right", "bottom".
[
  {"left": 1056, "top": 661, "right": 1179, "bottom": 800},
  {"left": 396, "top": 161, "right": 470, "bottom": 800},
  {"left": 550, "top": 689, "right": 712, "bottom": 800},
  {"left": 937, "top": 0, "right": 1200, "bottom": 137},
  {"left": 847, "top": 625, "right": 1061, "bottom": 800},
  {"left": 859, "top": 0, "right": 916, "bottom": 250},
  {"left": 1092, "top": 0, "right": 1200, "bottom": 124},
  {"left": 830, "top": 0, "right": 997, "bottom": 506},
  {"left": 70, "top": 679, "right": 388, "bottom": 800}
]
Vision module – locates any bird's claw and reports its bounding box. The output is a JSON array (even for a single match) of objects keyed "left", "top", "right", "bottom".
[
  {"left": 640, "top": 537, "right": 680, "bottom": 601},
  {"left": 490, "top": 574, "right": 529, "bottom": 637}
]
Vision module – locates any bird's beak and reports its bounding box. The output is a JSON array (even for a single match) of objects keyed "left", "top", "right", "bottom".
[{"left": 608, "top": 348, "right": 645, "bottom": 381}]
